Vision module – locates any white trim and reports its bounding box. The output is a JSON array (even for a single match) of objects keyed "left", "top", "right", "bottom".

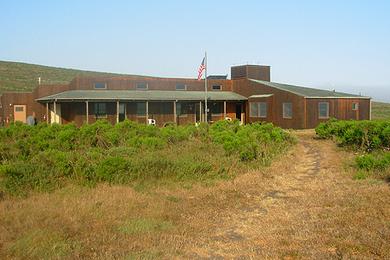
[
  {"left": 175, "top": 83, "right": 187, "bottom": 91},
  {"left": 93, "top": 82, "right": 107, "bottom": 89},
  {"left": 249, "top": 94, "right": 273, "bottom": 98},
  {"left": 318, "top": 102, "right": 330, "bottom": 119},
  {"left": 352, "top": 102, "right": 359, "bottom": 111},
  {"left": 369, "top": 99, "right": 372, "bottom": 120},
  {"left": 283, "top": 102, "right": 292, "bottom": 119},
  {"left": 136, "top": 82, "right": 148, "bottom": 90}
]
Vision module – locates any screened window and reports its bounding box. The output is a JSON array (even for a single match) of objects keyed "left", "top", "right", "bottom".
[
  {"left": 250, "top": 102, "right": 267, "bottom": 118},
  {"left": 211, "top": 102, "right": 223, "bottom": 115},
  {"left": 250, "top": 103, "right": 258, "bottom": 117},
  {"left": 318, "top": 102, "right": 329, "bottom": 119},
  {"left": 136, "top": 102, "right": 146, "bottom": 116},
  {"left": 94, "top": 82, "right": 107, "bottom": 89},
  {"left": 352, "top": 102, "right": 359, "bottom": 110},
  {"left": 212, "top": 85, "right": 222, "bottom": 91},
  {"left": 283, "top": 103, "right": 292, "bottom": 119},
  {"left": 176, "top": 84, "right": 186, "bottom": 90},
  {"left": 94, "top": 103, "right": 107, "bottom": 118},
  {"left": 14, "top": 106, "right": 24, "bottom": 112},
  {"left": 136, "top": 82, "right": 148, "bottom": 90}
]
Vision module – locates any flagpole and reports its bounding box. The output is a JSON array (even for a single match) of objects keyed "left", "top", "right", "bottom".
[{"left": 204, "top": 51, "right": 208, "bottom": 123}]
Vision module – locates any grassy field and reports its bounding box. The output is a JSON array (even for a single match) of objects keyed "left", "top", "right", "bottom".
[{"left": 372, "top": 101, "right": 390, "bottom": 120}]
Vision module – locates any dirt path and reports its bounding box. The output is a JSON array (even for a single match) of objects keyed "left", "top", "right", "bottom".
[{"left": 179, "top": 130, "right": 390, "bottom": 259}]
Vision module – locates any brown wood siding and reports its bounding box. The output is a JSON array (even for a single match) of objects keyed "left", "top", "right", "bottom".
[
  {"left": 233, "top": 79, "right": 305, "bottom": 129},
  {"left": 70, "top": 76, "right": 233, "bottom": 92},
  {"left": 247, "top": 96, "right": 274, "bottom": 124},
  {"left": 305, "top": 98, "right": 371, "bottom": 128},
  {"left": 231, "top": 65, "right": 271, "bottom": 81},
  {"left": 61, "top": 102, "right": 86, "bottom": 126}
]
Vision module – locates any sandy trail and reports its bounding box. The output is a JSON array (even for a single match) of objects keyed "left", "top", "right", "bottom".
[{"left": 180, "top": 130, "right": 390, "bottom": 259}]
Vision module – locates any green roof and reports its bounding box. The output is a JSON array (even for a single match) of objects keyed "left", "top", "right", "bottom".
[
  {"left": 250, "top": 79, "right": 370, "bottom": 98},
  {"left": 36, "top": 90, "right": 247, "bottom": 102}
]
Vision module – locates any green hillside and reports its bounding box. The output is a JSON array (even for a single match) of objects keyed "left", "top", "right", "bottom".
[
  {"left": 372, "top": 101, "right": 390, "bottom": 120},
  {"left": 0, "top": 60, "right": 124, "bottom": 93}
]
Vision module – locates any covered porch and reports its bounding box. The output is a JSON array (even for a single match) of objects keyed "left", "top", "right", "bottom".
[{"left": 36, "top": 90, "right": 247, "bottom": 127}]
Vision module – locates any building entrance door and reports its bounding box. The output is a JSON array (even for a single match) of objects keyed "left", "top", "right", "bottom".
[{"left": 14, "top": 105, "right": 27, "bottom": 123}]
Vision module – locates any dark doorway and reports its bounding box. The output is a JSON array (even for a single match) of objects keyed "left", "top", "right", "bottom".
[{"left": 236, "top": 103, "right": 242, "bottom": 121}]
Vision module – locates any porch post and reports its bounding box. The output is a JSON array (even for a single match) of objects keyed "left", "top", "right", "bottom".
[
  {"left": 85, "top": 100, "right": 89, "bottom": 124},
  {"left": 145, "top": 101, "right": 149, "bottom": 124},
  {"left": 53, "top": 100, "right": 57, "bottom": 123},
  {"left": 46, "top": 103, "right": 49, "bottom": 123},
  {"left": 223, "top": 101, "right": 227, "bottom": 119},
  {"left": 199, "top": 101, "right": 202, "bottom": 122},
  {"left": 173, "top": 100, "right": 177, "bottom": 124},
  {"left": 116, "top": 100, "right": 120, "bottom": 124}
]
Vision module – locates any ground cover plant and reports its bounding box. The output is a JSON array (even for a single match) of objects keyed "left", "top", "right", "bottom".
[
  {"left": 315, "top": 119, "right": 390, "bottom": 180},
  {"left": 0, "top": 120, "right": 294, "bottom": 197}
]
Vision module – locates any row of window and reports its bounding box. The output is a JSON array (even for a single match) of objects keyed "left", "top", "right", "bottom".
[
  {"left": 249, "top": 101, "right": 360, "bottom": 119},
  {"left": 92, "top": 102, "right": 224, "bottom": 117},
  {"left": 94, "top": 82, "right": 222, "bottom": 91}
]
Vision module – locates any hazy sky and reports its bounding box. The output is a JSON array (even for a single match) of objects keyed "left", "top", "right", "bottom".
[{"left": 1, "top": 1, "right": 389, "bottom": 101}]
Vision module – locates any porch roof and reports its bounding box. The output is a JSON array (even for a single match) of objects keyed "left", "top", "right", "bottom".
[{"left": 36, "top": 90, "right": 247, "bottom": 102}]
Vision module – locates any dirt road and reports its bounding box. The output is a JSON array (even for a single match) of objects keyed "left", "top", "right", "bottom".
[{"left": 178, "top": 130, "right": 390, "bottom": 259}]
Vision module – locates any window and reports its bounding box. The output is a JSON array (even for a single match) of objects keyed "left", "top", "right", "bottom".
[
  {"left": 212, "top": 85, "right": 222, "bottom": 91},
  {"left": 136, "top": 82, "right": 148, "bottom": 90},
  {"left": 352, "top": 102, "right": 359, "bottom": 110},
  {"left": 94, "top": 82, "right": 107, "bottom": 89},
  {"left": 136, "top": 102, "right": 146, "bottom": 116},
  {"left": 211, "top": 102, "right": 223, "bottom": 115},
  {"left": 283, "top": 103, "right": 292, "bottom": 119},
  {"left": 250, "top": 102, "right": 267, "bottom": 118},
  {"left": 250, "top": 103, "right": 258, "bottom": 117},
  {"left": 176, "top": 102, "right": 191, "bottom": 116},
  {"left": 94, "top": 103, "right": 107, "bottom": 118},
  {"left": 318, "top": 102, "right": 329, "bottom": 119},
  {"left": 176, "top": 83, "right": 186, "bottom": 90},
  {"left": 14, "top": 106, "right": 24, "bottom": 112}
]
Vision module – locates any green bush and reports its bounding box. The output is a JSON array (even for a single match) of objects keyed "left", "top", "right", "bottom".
[
  {"left": 315, "top": 119, "right": 390, "bottom": 151},
  {"left": 0, "top": 120, "right": 293, "bottom": 196},
  {"left": 316, "top": 119, "right": 390, "bottom": 180}
]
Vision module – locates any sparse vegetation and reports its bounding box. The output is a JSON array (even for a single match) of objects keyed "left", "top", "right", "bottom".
[
  {"left": 372, "top": 101, "right": 390, "bottom": 120},
  {"left": 0, "top": 60, "right": 124, "bottom": 93},
  {"left": 0, "top": 120, "right": 294, "bottom": 197},
  {"left": 316, "top": 119, "right": 390, "bottom": 181}
]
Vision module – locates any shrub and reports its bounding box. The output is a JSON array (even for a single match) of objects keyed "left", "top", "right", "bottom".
[{"left": 0, "top": 120, "right": 293, "bottom": 196}]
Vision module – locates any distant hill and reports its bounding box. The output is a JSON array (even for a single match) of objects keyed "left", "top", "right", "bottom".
[
  {"left": 0, "top": 60, "right": 124, "bottom": 93},
  {"left": 372, "top": 101, "right": 390, "bottom": 120}
]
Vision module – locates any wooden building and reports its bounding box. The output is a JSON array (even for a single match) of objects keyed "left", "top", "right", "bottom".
[{"left": 0, "top": 65, "right": 371, "bottom": 129}]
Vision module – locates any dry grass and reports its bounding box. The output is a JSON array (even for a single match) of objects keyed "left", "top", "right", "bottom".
[{"left": 1, "top": 130, "right": 390, "bottom": 259}]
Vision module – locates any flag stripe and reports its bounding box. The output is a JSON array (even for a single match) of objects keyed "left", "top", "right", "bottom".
[{"left": 197, "top": 57, "right": 206, "bottom": 80}]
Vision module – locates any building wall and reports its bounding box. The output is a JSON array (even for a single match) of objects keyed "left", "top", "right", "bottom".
[
  {"left": 0, "top": 72, "right": 371, "bottom": 129},
  {"left": 233, "top": 79, "right": 306, "bottom": 129},
  {"left": 305, "top": 98, "right": 371, "bottom": 128},
  {"left": 247, "top": 96, "right": 274, "bottom": 124},
  {"left": 69, "top": 76, "right": 233, "bottom": 92},
  {"left": 231, "top": 65, "right": 271, "bottom": 81}
]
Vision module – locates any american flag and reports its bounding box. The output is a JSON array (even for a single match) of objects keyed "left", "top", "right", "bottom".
[{"left": 197, "top": 57, "right": 206, "bottom": 80}]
